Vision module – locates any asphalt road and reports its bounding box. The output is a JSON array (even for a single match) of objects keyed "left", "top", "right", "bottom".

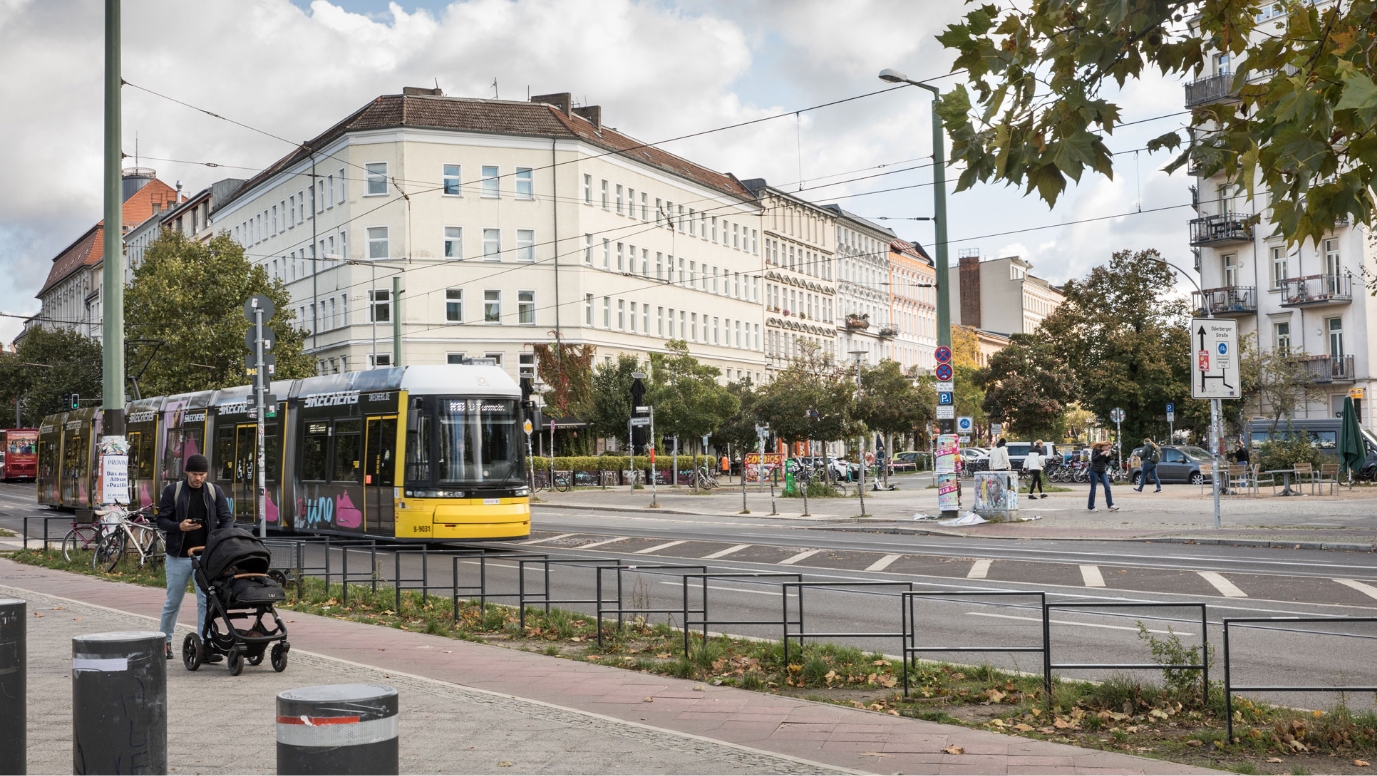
[{"left": 5, "top": 483, "right": 1376, "bottom": 710}]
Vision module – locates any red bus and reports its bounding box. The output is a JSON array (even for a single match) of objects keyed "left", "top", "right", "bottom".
[{"left": 2, "top": 428, "right": 38, "bottom": 481}]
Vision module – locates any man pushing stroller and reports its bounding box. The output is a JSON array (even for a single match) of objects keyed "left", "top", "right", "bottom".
[{"left": 157, "top": 454, "right": 233, "bottom": 660}]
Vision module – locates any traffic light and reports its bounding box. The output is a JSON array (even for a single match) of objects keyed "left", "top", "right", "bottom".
[{"left": 69, "top": 393, "right": 79, "bottom": 410}]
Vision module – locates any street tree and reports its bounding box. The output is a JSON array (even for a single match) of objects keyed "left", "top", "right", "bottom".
[
  {"left": 756, "top": 342, "right": 858, "bottom": 464},
  {"left": 977, "top": 333, "right": 1077, "bottom": 440},
  {"left": 647, "top": 340, "right": 740, "bottom": 462},
  {"left": 935, "top": 1, "right": 1377, "bottom": 248},
  {"left": 952, "top": 326, "right": 988, "bottom": 438},
  {"left": 712, "top": 377, "right": 762, "bottom": 459},
  {"left": 588, "top": 353, "right": 642, "bottom": 444},
  {"left": 856, "top": 359, "right": 932, "bottom": 467},
  {"left": 1039, "top": 249, "right": 1203, "bottom": 444},
  {"left": 0, "top": 327, "right": 103, "bottom": 427},
  {"left": 530, "top": 336, "right": 595, "bottom": 420},
  {"left": 124, "top": 230, "right": 312, "bottom": 397},
  {"left": 1237, "top": 333, "right": 1322, "bottom": 434}
]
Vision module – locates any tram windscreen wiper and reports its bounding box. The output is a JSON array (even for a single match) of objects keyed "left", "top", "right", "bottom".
[{"left": 436, "top": 398, "right": 523, "bottom": 485}]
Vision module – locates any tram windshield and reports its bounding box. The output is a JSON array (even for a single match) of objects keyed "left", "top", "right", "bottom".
[{"left": 427, "top": 397, "right": 523, "bottom": 486}]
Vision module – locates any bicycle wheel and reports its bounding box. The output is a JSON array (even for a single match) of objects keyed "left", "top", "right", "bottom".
[
  {"left": 554, "top": 473, "right": 571, "bottom": 493},
  {"left": 93, "top": 530, "right": 125, "bottom": 573},
  {"left": 62, "top": 525, "right": 99, "bottom": 563}
]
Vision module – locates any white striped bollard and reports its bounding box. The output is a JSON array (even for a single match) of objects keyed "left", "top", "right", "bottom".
[
  {"left": 277, "top": 684, "right": 398, "bottom": 775},
  {"left": 72, "top": 631, "right": 167, "bottom": 775}
]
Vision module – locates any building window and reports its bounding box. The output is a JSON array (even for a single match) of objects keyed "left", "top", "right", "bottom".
[
  {"left": 584, "top": 234, "right": 593, "bottom": 265},
  {"left": 484, "top": 290, "right": 501, "bottom": 323},
  {"left": 618, "top": 299, "right": 626, "bottom": 330},
  {"left": 1270, "top": 246, "right": 1288, "bottom": 289},
  {"left": 339, "top": 230, "right": 347, "bottom": 261},
  {"left": 657, "top": 307, "right": 664, "bottom": 336},
  {"left": 515, "top": 168, "right": 533, "bottom": 199},
  {"left": 689, "top": 208, "right": 696, "bottom": 236},
  {"left": 370, "top": 289, "right": 390, "bottom": 323},
  {"left": 602, "top": 239, "right": 610, "bottom": 269},
  {"left": 1324, "top": 238, "right": 1341, "bottom": 277},
  {"left": 1328, "top": 317, "right": 1344, "bottom": 357},
  {"left": 642, "top": 303, "right": 649, "bottom": 332},
  {"left": 483, "top": 229, "right": 501, "bottom": 261},
  {"left": 366, "top": 163, "right": 387, "bottom": 195},
  {"left": 617, "top": 243, "right": 625, "bottom": 272},
  {"left": 481, "top": 165, "right": 500, "bottom": 198},
  {"left": 752, "top": 229, "right": 758, "bottom": 254},
  {"left": 603, "top": 297, "right": 610, "bottom": 327},
  {"left": 629, "top": 301, "right": 638, "bottom": 332},
  {"left": 640, "top": 192, "right": 648, "bottom": 220},
  {"left": 733, "top": 222, "right": 740, "bottom": 249},
  {"left": 484, "top": 352, "right": 504, "bottom": 367},
  {"left": 338, "top": 169, "right": 346, "bottom": 203},
  {"left": 516, "top": 229, "right": 535, "bottom": 262},
  {"left": 447, "top": 353, "right": 466, "bottom": 365},
  {"left": 655, "top": 198, "right": 663, "bottom": 225},
  {"left": 583, "top": 174, "right": 592, "bottom": 204},
  {"left": 519, "top": 353, "right": 536, "bottom": 379},
  {"left": 616, "top": 184, "right": 624, "bottom": 215},
  {"left": 1223, "top": 254, "right": 1236, "bottom": 286},
  {"left": 446, "top": 289, "right": 462, "bottom": 322},
  {"left": 444, "top": 226, "right": 462, "bottom": 259},
  {"left": 1273, "top": 321, "right": 1290, "bottom": 353},
  {"left": 367, "top": 227, "right": 388, "bottom": 259},
  {"left": 326, "top": 175, "right": 335, "bottom": 208},
  {"left": 691, "top": 313, "right": 697, "bottom": 341},
  {"left": 443, "top": 164, "right": 461, "bottom": 195},
  {"left": 656, "top": 252, "right": 664, "bottom": 280},
  {"left": 601, "top": 179, "right": 609, "bottom": 209},
  {"left": 712, "top": 216, "right": 718, "bottom": 242},
  {"left": 518, "top": 291, "right": 535, "bottom": 324},
  {"left": 371, "top": 353, "right": 392, "bottom": 367},
  {"left": 585, "top": 294, "right": 594, "bottom": 325}
]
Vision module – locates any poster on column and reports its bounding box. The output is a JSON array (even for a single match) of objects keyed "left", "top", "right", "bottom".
[
  {"left": 98, "top": 436, "right": 130, "bottom": 505},
  {"left": 937, "top": 474, "right": 960, "bottom": 512},
  {"left": 935, "top": 434, "right": 959, "bottom": 475}
]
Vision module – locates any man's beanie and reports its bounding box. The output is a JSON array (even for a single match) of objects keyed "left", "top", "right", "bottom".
[{"left": 185, "top": 454, "right": 210, "bottom": 473}]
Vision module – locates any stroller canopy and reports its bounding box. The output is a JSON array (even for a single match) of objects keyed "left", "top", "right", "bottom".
[{"left": 202, "top": 527, "right": 271, "bottom": 579}]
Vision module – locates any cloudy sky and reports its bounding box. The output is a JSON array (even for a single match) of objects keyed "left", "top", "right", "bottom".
[{"left": 0, "top": 0, "right": 1195, "bottom": 344}]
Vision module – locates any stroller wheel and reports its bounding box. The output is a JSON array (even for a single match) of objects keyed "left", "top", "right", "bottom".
[
  {"left": 271, "top": 642, "right": 289, "bottom": 673},
  {"left": 247, "top": 650, "right": 264, "bottom": 667},
  {"left": 227, "top": 647, "right": 244, "bottom": 677},
  {"left": 182, "top": 634, "right": 203, "bottom": 672}
]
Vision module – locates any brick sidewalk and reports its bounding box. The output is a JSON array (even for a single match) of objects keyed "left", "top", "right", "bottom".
[{"left": 0, "top": 558, "right": 1212, "bottom": 775}]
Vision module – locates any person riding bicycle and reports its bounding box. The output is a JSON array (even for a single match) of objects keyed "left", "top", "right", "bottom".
[{"left": 156, "top": 454, "right": 233, "bottom": 661}]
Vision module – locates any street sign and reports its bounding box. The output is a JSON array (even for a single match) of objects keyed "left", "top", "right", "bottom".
[
  {"left": 701, "top": 434, "right": 710, "bottom": 448},
  {"left": 523, "top": 419, "right": 533, "bottom": 435},
  {"left": 937, "top": 392, "right": 954, "bottom": 406},
  {"left": 1110, "top": 407, "right": 1125, "bottom": 423},
  {"left": 990, "top": 423, "right": 1002, "bottom": 437},
  {"left": 245, "top": 364, "right": 277, "bottom": 378},
  {"left": 635, "top": 405, "right": 650, "bottom": 413},
  {"left": 243, "top": 295, "right": 275, "bottom": 323},
  {"left": 1190, "top": 318, "right": 1240, "bottom": 399},
  {"left": 956, "top": 416, "right": 974, "bottom": 434},
  {"left": 1351, "top": 388, "right": 1366, "bottom": 400},
  {"left": 630, "top": 417, "right": 650, "bottom": 427},
  {"left": 1166, "top": 402, "right": 1175, "bottom": 414},
  {"left": 1167, "top": 411, "right": 1175, "bottom": 423},
  {"left": 934, "top": 363, "right": 953, "bottom": 382},
  {"left": 935, "top": 381, "right": 953, "bottom": 393},
  {"left": 245, "top": 325, "right": 276, "bottom": 353},
  {"left": 936, "top": 406, "right": 955, "bottom": 420},
  {"left": 934, "top": 345, "right": 952, "bottom": 364}
]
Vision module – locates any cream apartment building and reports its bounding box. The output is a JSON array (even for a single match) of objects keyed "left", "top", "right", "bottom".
[
  {"left": 948, "top": 252, "right": 1063, "bottom": 337},
  {"left": 825, "top": 205, "right": 898, "bottom": 366},
  {"left": 889, "top": 239, "right": 937, "bottom": 375},
  {"left": 211, "top": 89, "right": 767, "bottom": 385}
]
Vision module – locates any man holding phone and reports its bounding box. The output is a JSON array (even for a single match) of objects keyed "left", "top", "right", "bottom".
[{"left": 157, "top": 453, "right": 234, "bottom": 660}]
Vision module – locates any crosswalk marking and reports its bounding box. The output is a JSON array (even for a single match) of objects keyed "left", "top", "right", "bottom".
[
  {"left": 1334, "top": 578, "right": 1377, "bottom": 600},
  {"left": 634, "top": 540, "right": 688, "bottom": 555},
  {"left": 520, "top": 533, "right": 574, "bottom": 545},
  {"left": 1080, "top": 565, "right": 1106, "bottom": 588},
  {"left": 702, "top": 544, "right": 751, "bottom": 560},
  {"left": 779, "top": 549, "right": 822, "bottom": 566},
  {"left": 967, "top": 558, "right": 993, "bottom": 579},
  {"left": 866, "top": 554, "right": 903, "bottom": 572},
  {"left": 576, "top": 536, "right": 629, "bottom": 550},
  {"left": 1197, "top": 570, "right": 1248, "bottom": 598}
]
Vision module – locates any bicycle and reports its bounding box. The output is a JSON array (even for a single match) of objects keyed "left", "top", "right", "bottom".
[
  {"left": 695, "top": 466, "right": 719, "bottom": 490},
  {"left": 552, "top": 469, "right": 573, "bottom": 492},
  {"left": 91, "top": 505, "right": 165, "bottom": 573},
  {"left": 61, "top": 516, "right": 101, "bottom": 563}
]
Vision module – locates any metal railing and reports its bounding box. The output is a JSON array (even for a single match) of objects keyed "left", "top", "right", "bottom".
[
  {"left": 1194, "top": 286, "right": 1257, "bottom": 316},
  {"left": 681, "top": 573, "right": 801, "bottom": 656},
  {"left": 1185, "top": 72, "right": 1238, "bottom": 107},
  {"left": 782, "top": 581, "right": 916, "bottom": 665},
  {"left": 595, "top": 563, "right": 705, "bottom": 645},
  {"left": 1301, "top": 354, "right": 1357, "bottom": 383},
  {"left": 1045, "top": 602, "right": 1209, "bottom": 706},
  {"left": 1189, "top": 213, "right": 1252, "bottom": 245},
  {"left": 902, "top": 590, "right": 1048, "bottom": 698},
  {"left": 1280, "top": 273, "right": 1352, "bottom": 307},
  {"left": 21, "top": 515, "right": 76, "bottom": 551}
]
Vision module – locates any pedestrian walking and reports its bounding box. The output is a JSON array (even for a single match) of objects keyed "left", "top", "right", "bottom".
[
  {"left": 156, "top": 453, "right": 233, "bottom": 660},
  {"left": 987, "top": 438, "right": 1011, "bottom": 471},
  {"left": 1087, "top": 441, "right": 1119, "bottom": 512},
  {"left": 1135, "top": 437, "right": 1162, "bottom": 493},
  {"left": 1025, "top": 440, "right": 1046, "bottom": 498}
]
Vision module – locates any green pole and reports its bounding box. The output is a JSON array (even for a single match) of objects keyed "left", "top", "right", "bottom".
[
  {"left": 392, "top": 275, "right": 402, "bottom": 367},
  {"left": 916, "top": 83, "right": 949, "bottom": 351},
  {"left": 102, "top": 0, "right": 125, "bottom": 439}
]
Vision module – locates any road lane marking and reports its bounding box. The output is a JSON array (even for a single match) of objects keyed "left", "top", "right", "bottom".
[
  {"left": 1334, "top": 578, "right": 1377, "bottom": 600},
  {"left": 519, "top": 533, "right": 575, "bottom": 545},
  {"left": 702, "top": 544, "right": 752, "bottom": 560},
  {"left": 779, "top": 549, "right": 822, "bottom": 566},
  {"left": 967, "top": 558, "right": 992, "bottom": 579},
  {"left": 1080, "top": 565, "right": 1106, "bottom": 588},
  {"left": 967, "top": 612, "right": 1191, "bottom": 636},
  {"left": 575, "top": 536, "right": 629, "bottom": 550},
  {"left": 1197, "top": 570, "right": 1248, "bottom": 598},
  {"left": 634, "top": 540, "right": 688, "bottom": 555},
  {"left": 866, "top": 554, "right": 903, "bottom": 572}
]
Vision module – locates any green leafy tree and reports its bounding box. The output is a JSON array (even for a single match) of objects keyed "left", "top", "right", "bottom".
[
  {"left": 951, "top": 326, "right": 988, "bottom": 438},
  {"left": 588, "top": 353, "right": 642, "bottom": 444},
  {"left": 1039, "top": 249, "right": 1204, "bottom": 444},
  {"left": 530, "top": 337, "right": 594, "bottom": 420},
  {"left": 935, "top": 1, "right": 1377, "bottom": 247},
  {"left": 1236, "top": 333, "right": 1323, "bottom": 434},
  {"left": 647, "top": 341, "right": 740, "bottom": 455},
  {"left": 713, "top": 377, "right": 762, "bottom": 457},
  {"left": 977, "top": 333, "right": 1077, "bottom": 440},
  {"left": 857, "top": 359, "right": 933, "bottom": 450},
  {"left": 0, "top": 327, "right": 103, "bottom": 426},
  {"left": 124, "top": 230, "right": 313, "bottom": 397},
  {"left": 757, "top": 342, "right": 858, "bottom": 455}
]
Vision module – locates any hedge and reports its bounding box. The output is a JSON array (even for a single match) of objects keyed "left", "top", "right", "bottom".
[{"left": 530, "top": 455, "right": 716, "bottom": 471}]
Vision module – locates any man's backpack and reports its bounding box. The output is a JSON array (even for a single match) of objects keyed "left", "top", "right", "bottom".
[{"left": 173, "top": 480, "right": 219, "bottom": 515}]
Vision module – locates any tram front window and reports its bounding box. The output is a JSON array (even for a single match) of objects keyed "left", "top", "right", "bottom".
[{"left": 435, "top": 398, "right": 522, "bottom": 486}]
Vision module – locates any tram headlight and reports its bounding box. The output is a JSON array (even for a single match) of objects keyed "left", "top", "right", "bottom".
[{"left": 514, "top": 487, "right": 530, "bottom": 497}]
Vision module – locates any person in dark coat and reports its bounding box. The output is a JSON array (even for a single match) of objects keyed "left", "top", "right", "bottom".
[
  {"left": 1087, "top": 442, "right": 1119, "bottom": 512},
  {"left": 157, "top": 454, "right": 233, "bottom": 660}
]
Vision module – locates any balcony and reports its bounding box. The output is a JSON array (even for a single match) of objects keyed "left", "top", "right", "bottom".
[
  {"left": 1185, "top": 72, "right": 1239, "bottom": 108},
  {"left": 1280, "top": 274, "right": 1352, "bottom": 307},
  {"left": 877, "top": 327, "right": 898, "bottom": 339},
  {"left": 845, "top": 314, "right": 870, "bottom": 330},
  {"left": 1302, "top": 354, "right": 1356, "bottom": 384},
  {"left": 1189, "top": 213, "right": 1252, "bottom": 246},
  {"left": 1194, "top": 286, "right": 1257, "bottom": 316}
]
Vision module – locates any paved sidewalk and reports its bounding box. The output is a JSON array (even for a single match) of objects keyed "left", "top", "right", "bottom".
[{"left": 1, "top": 558, "right": 1211, "bottom": 774}]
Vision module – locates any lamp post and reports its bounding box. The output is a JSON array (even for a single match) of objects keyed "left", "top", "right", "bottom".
[{"left": 849, "top": 349, "right": 868, "bottom": 517}]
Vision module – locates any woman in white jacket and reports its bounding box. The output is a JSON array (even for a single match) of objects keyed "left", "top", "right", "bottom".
[
  {"left": 1025, "top": 441, "right": 1046, "bottom": 498},
  {"left": 988, "top": 438, "right": 1011, "bottom": 471}
]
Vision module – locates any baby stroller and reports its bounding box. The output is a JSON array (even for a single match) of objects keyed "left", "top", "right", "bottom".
[{"left": 183, "top": 526, "right": 290, "bottom": 676}]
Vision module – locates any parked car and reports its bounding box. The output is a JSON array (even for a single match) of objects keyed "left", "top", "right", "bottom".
[
  {"left": 892, "top": 451, "right": 923, "bottom": 472},
  {"left": 1127, "top": 445, "right": 1216, "bottom": 486}
]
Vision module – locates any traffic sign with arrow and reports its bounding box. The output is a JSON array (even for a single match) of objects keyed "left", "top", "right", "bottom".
[{"left": 1190, "top": 318, "right": 1239, "bottom": 399}]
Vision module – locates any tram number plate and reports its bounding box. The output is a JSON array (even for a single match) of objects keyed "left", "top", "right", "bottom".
[
  {"left": 412, "top": 525, "right": 430, "bottom": 533},
  {"left": 483, "top": 498, "right": 501, "bottom": 505}
]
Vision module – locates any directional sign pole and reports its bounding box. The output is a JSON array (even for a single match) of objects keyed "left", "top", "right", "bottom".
[
  {"left": 649, "top": 407, "right": 658, "bottom": 509},
  {"left": 254, "top": 306, "right": 267, "bottom": 539}
]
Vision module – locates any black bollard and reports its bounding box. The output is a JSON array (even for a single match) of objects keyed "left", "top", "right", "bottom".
[
  {"left": 277, "top": 684, "right": 399, "bottom": 775},
  {"left": 72, "top": 631, "right": 166, "bottom": 775},
  {"left": 0, "top": 599, "right": 25, "bottom": 775}
]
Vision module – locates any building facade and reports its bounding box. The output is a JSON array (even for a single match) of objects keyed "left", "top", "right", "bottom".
[
  {"left": 210, "top": 89, "right": 767, "bottom": 385},
  {"left": 948, "top": 252, "right": 1064, "bottom": 337},
  {"left": 889, "top": 239, "right": 936, "bottom": 374},
  {"left": 825, "top": 205, "right": 897, "bottom": 366}
]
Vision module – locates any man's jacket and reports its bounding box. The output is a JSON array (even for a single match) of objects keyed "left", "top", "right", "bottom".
[{"left": 156, "top": 480, "right": 234, "bottom": 557}]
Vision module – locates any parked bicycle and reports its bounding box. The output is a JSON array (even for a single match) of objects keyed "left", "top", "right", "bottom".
[
  {"left": 695, "top": 466, "right": 719, "bottom": 490},
  {"left": 91, "top": 505, "right": 165, "bottom": 572}
]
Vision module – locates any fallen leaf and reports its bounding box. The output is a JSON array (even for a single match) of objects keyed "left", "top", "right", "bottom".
[
  {"left": 988, "top": 718, "right": 1005, "bottom": 727},
  {"left": 942, "top": 745, "right": 964, "bottom": 755},
  {"left": 656, "top": 653, "right": 670, "bottom": 659},
  {"left": 985, "top": 688, "right": 1006, "bottom": 703},
  {"left": 32, "top": 613, "right": 42, "bottom": 618},
  {"left": 1108, "top": 711, "right": 1128, "bottom": 722},
  {"left": 1289, "top": 740, "right": 1308, "bottom": 752},
  {"left": 643, "top": 697, "right": 654, "bottom": 703},
  {"left": 692, "top": 685, "right": 706, "bottom": 692},
  {"left": 1013, "top": 723, "right": 1035, "bottom": 732},
  {"left": 1266, "top": 758, "right": 1283, "bottom": 764},
  {"left": 1356, "top": 760, "right": 1370, "bottom": 767},
  {"left": 872, "top": 659, "right": 890, "bottom": 666},
  {"left": 497, "top": 762, "right": 512, "bottom": 768},
  {"left": 1149, "top": 708, "right": 1169, "bottom": 719},
  {"left": 1313, "top": 710, "right": 1325, "bottom": 717},
  {"left": 1185, "top": 740, "right": 1203, "bottom": 747}
]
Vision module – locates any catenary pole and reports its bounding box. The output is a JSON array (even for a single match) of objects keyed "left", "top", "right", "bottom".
[{"left": 101, "top": 0, "right": 126, "bottom": 445}]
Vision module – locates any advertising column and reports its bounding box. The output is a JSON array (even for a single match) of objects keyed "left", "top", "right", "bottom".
[{"left": 936, "top": 434, "right": 960, "bottom": 513}]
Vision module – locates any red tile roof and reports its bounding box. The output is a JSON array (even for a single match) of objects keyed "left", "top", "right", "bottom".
[
  {"left": 217, "top": 94, "right": 754, "bottom": 212},
  {"left": 37, "top": 179, "right": 180, "bottom": 297}
]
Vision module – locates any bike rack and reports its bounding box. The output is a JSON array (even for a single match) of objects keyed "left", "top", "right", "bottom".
[
  {"left": 679, "top": 572, "right": 802, "bottom": 656},
  {"left": 1223, "top": 616, "right": 1377, "bottom": 739},
  {"left": 782, "top": 581, "right": 916, "bottom": 665},
  {"left": 902, "top": 590, "right": 1047, "bottom": 698},
  {"left": 1045, "top": 601, "right": 1209, "bottom": 706},
  {"left": 594, "top": 564, "right": 706, "bottom": 646}
]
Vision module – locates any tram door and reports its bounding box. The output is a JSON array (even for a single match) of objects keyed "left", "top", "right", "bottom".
[
  {"left": 233, "top": 425, "right": 257, "bottom": 523},
  {"left": 364, "top": 416, "right": 397, "bottom": 536}
]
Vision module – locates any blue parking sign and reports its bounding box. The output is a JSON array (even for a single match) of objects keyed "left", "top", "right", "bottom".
[{"left": 937, "top": 392, "right": 953, "bottom": 406}]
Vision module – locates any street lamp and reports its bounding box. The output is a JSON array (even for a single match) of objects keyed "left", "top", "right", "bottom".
[{"left": 849, "top": 349, "right": 868, "bottom": 516}]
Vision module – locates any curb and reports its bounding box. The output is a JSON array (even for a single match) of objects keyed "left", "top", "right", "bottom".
[
  {"left": 531, "top": 501, "right": 844, "bottom": 521},
  {"left": 810, "top": 523, "right": 1377, "bottom": 552}
]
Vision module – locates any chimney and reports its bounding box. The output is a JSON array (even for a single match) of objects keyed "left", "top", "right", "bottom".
[
  {"left": 959, "top": 253, "right": 982, "bottom": 329},
  {"left": 402, "top": 86, "right": 443, "bottom": 96},
  {"left": 573, "top": 105, "right": 601, "bottom": 130},
  {"left": 531, "top": 92, "right": 572, "bottom": 115}
]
